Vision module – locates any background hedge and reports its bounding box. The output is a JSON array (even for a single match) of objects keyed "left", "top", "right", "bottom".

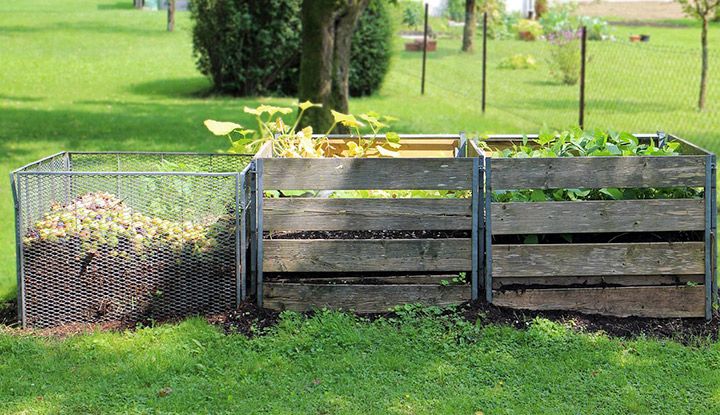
[{"left": 190, "top": 0, "right": 392, "bottom": 97}]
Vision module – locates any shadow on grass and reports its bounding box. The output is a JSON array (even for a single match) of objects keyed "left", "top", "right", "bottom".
[
  {"left": 128, "top": 77, "right": 214, "bottom": 99},
  {"left": 0, "top": 21, "right": 167, "bottom": 36},
  {"left": 97, "top": 1, "right": 135, "bottom": 10}
]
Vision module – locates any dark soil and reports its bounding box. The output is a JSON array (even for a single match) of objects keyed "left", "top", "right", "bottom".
[
  {"left": 205, "top": 300, "right": 718, "bottom": 345},
  {"left": 268, "top": 230, "right": 471, "bottom": 240},
  {"left": 0, "top": 301, "right": 18, "bottom": 327},
  {"left": 3, "top": 299, "right": 717, "bottom": 345},
  {"left": 461, "top": 301, "right": 719, "bottom": 345},
  {"left": 206, "top": 301, "right": 279, "bottom": 337}
]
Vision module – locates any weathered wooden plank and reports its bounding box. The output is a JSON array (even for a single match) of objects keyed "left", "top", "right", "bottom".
[
  {"left": 263, "top": 198, "right": 472, "bottom": 231},
  {"left": 263, "top": 239, "right": 472, "bottom": 272},
  {"left": 491, "top": 199, "right": 705, "bottom": 234},
  {"left": 492, "top": 242, "right": 705, "bottom": 277},
  {"left": 490, "top": 156, "right": 706, "bottom": 189},
  {"left": 493, "top": 275, "right": 704, "bottom": 288},
  {"left": 264, "top": 283, "right": 470, "bottom": 313},
  {"left": 269, "top": 274, "right": 455, "bottom": 285},
  {"left": 262, "top": 158, "right": 474, "bottom": 190},
  {"left": 492, "top": 285, "right": 705, "bottom": 318}
]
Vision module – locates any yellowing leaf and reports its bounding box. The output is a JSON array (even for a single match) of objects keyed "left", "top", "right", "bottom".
[
  {"left": 331, "top": 110, "right": 364, "bottom": 128},
  {"left": 298, "top": 100, "right": 322, "bottom": 111},
  {"left": 204, "top": 120, "right": 243, "bottom": 136},
  {"left": 243, "top": 106, "right": 262, "bottom": 116},
  {"left": 376, "top": 146, "right": 400, "bottom": 158}
]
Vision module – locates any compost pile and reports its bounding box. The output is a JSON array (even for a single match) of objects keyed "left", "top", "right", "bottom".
[{"left": 22, "top": 192, "right": 237, "bottom": 327}]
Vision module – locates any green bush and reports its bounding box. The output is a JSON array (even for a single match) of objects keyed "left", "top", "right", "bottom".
[
  {"left": 349, "top": 0, "right": 393, "bottom": 97},
  {"left": 190, "top": 0, "right": 393, "bottom": 97},
  {"left": 189, "top": 0, "right": 301, "bottom": 96}
]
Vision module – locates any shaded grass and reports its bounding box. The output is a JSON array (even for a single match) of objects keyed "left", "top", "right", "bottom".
[{"left": 1, "top": 311, "right": 720, "bottom": 414}]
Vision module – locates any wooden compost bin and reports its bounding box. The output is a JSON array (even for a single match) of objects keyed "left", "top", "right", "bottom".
[
  {"left": 483, "top": 134, "right": 717, "bottom": 319},
  {"left": 253, "top": 134, "right": 482, "bottom": 312}
]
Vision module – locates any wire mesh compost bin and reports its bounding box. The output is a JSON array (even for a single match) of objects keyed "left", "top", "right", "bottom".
[{"left": 11, "top": 152, "right": 253, "bottom": 328}]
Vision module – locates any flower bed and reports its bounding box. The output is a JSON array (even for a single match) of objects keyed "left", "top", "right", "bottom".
[
  {"left": 481, "top": 131, "right": 717, "bottom": 319},
  {"left": 11, "top": 152, "right": 252, "bottom": 328}
]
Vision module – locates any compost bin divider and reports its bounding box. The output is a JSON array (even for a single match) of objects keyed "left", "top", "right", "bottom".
[{"left": 10, "top": 172, "right": 25, "bottom": 326}]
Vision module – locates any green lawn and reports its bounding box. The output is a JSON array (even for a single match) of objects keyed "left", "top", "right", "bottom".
[
  {"left": 1, "top": 311, "right": 720, "bottom": 414},
  {"left": 2, "top": 3, "right": 720, "bottom": 412}
]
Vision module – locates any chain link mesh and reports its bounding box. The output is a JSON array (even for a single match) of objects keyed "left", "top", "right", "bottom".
[{"left": 13, "top": 152, "right": 252, "bottom": 328}]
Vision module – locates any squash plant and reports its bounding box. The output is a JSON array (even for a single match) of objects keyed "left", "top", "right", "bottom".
[
  {"left": 204, "top": 102, "right": 401, "bottom": 158},
  {"left": 480, "top": 128, "right": 702, "bottom": 203}
]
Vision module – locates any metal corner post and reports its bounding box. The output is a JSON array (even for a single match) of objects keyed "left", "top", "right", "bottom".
[
  {"left": 248, "top": 164, "right": 257, "bottom": 297},
  {"left": 705, "top": 154, "right": 715, "bottom": 320},
  {"left": 484, "top": 156, "right": 493, "bottom": 303},
  {"left": 236, "top": 172, "right": 244, "bottom": 303},
  {"left": 255, "top": 159, "right": 264, "bottom": 307},
  {"left": 459, "top": 132, "right": 467, "bottom": 157},
  {"left": 712, "top": 155, "right": 718, "bottom": 312},
  {"left": 10, "top": 172, "right": 26, "bottom": 327},
  {"left": 471, "top": 157, "right": 480, "bottom": 301}
]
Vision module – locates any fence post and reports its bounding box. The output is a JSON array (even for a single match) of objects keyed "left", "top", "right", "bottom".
[
  {"left": 421, "top": 2, "right": 428, "bottom": 95},
  {"left": 482, "top": 12, "right": 487, "bottom": 113},
  {"left": 579, "top": 25, "right": 587, "bottom": 129}
]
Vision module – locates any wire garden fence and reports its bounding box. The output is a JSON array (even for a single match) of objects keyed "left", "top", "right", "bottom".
[
  {"left": 11, "top": 152, "right": 252, "bottom": 328},
  {"left": 395, "top": 19, "right": 718, "bottom": 146}
]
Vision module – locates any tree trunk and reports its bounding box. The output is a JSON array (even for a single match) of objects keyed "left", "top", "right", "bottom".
[
  {"left": 299, "top": 0, "right": 368, "bottom": 132},
  {"left": 167, "top": 0, "right": 175, "bottom": 32},
  {"left": 134, "top": 0, "right": 143, "bottom": 9},
  {"left": 699, "top": 16, "right": 709, "bottom": 111},
  {"left": 462, "top": 0, "right": 476, "bottom": 52}
]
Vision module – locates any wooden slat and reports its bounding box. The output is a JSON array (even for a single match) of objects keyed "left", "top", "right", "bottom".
[
  {"left": 326, "top": 139, "right": 458, "bottom": 158},
  {"left": 491, "top": 199, "right": 705, "bottom": 234},
  {"left": 492, "top": 285, "right": 705, "bottom": 318},
  {"left": 490, "top": 156, "right": 706, "bottom": 189},
  {"left": 493, "top": 275, "right": 704, "bottom": 288},
  {"left": 269, "top": 275, "right": 454, "bottom": 285},
  {"left": 263, "top": 198, "right": 472, "bottom": 231},
  {"left": 262, "top": 158, "right": 473, "bottom": 190},
  {"left": 264, "top": 283, "right": 469, "bottom": 313},
  {"left": 254, "top": 141, "right": 273, "bottom": 158},
  {"left": 263, "top": 239, "right": 472, "bottom": 272},
  {"left": 493, "top": 242, "right": 705, "bottom": 277},
  {"left": 467, "top": 140, "right": 484, "bottom": 157}
]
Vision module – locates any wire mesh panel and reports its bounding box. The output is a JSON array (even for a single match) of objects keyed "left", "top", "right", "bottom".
[{"left": 12, "top": 152, "right": 252, "bottom": 328}]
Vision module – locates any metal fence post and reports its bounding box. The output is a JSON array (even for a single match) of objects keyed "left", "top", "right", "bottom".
[
  {"left": 579, "top": 25, "right": 587, "bottom": 129},
  {"left": 484, "top": 156, "right": 493, "bottom": 303},
  {"left": 705, "top": 154, "right": 715, "bottom": 320},
  {"left": 10, "top": 172, "right": 26, "bottom": 327},
  {"left": 482, "top": 12, "right": 487, "bottom": 113},
  {"left": 255, "top": 159, "right": 264, "bottom": 307},
  {"left": 471, "top": 157, "right": 480, "bottom": 301},
  {"left": 421, "top": 2, "right": 429, "bottom": 95}
]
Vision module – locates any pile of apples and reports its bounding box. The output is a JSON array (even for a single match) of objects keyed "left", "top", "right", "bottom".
[{"left": 25, "top": 192, "right": 217, "bottom": 254}]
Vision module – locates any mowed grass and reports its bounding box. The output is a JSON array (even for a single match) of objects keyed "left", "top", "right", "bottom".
[
  {"left": 2, "top": 311, "right": 720, "bottom": 414},
  {"left": 1, "top": 0, "right": 718, "bottom": 299}
]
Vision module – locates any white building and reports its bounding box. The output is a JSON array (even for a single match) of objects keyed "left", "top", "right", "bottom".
[{"left": 423, "top": 0, "right": 536, "bottom": 18}]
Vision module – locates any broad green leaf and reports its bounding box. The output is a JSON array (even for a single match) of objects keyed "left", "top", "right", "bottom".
[
  {"left": 298, "top": 100, "right": 321, "bottom": 111},
  {"left": 204, "top": 119, "right": 243, "bottom": 136}
]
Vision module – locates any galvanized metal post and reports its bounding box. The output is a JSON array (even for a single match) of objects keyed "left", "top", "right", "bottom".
[
  {"left": 255, "top": 159, "right": 264, "bottom": 307},
  {"left": 482, "top": 12, "right": 487, "bottom": 113},
  {"left": 705, "top": 155, "right": 714, "bottom": 320},
  {"left": 471, "top": 157, "right": 479, "bottom": 301},
  {"left": 484, "top": 156, "right": 493, "bottom": 303},
  {"left": 579, "top": 25, "right": 587, "bottom": 129},
  {"left": 712, "top": 155, "right": 717, "bottom": 309},
  {"left": 458, "top": 131, "right": 467, "bottom": 157},
  {"left": 248, "top": 165, "right": 257, "bottom": 297},
  {"left": 236, "top": 172, "right": 244, "bottom": 303},
  {"left": 478, "top": 151, "right": 485, "bottom": 296},
  {"left": 421, "top": 2, "right": 429, "bottom": 95},
  {"left": 10, "top": 172, "right": 26, "bottom": 327}
]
